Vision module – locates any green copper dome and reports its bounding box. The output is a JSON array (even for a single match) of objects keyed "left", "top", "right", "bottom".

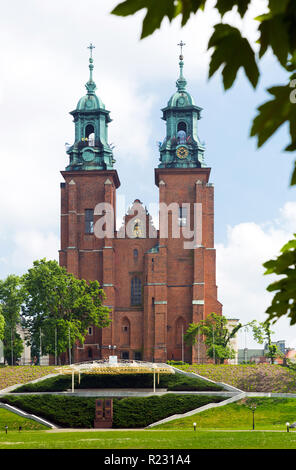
[
  {"left": 167, "top": 50, "right": 195, "bottom": 108},
  {"left": 167, "top": 89, "right": 195, "bottom": 107},
  {"left": 158, "top": 42, "right": 206, "bottom": 169},
  {"left": 76, "top": 93, "right": 105, "bottom": 111},
  {"left": 65, "top": 43, "right": 115, "bottom": 172}
]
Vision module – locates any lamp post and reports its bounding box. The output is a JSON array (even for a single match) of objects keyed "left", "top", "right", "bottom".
[
  {"left": 286, "top": 422, "right": 290, "bottom": 433},
  {"left": 193, "top": 422, "right": 196, "bottom": 432},
  {"left": 250, "top": 405, "right": 256, "bottom": 430}
]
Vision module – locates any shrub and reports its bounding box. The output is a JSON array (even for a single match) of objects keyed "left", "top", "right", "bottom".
[
  {"left": 14, "top": 372, "right": 224, "bottom": 393},
  {"left": 0, "top": 394, "right": 224, "bottom": 428}
]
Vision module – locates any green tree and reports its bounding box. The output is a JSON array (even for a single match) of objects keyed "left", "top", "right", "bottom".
[
  {"left": 0, "top": 307, "right": 4, "bottom": 341},
  {"left": 184, "top": 312, "right": 249, "bottom": 364},
  {"left": 21, "top": 259, "right": 111, "bottom": 363},
  {"left": 111, "top": 0, "right": 296, "bottom": 325},
  {"left": 0, "top": 275, "right": 25, "bottom": 364},
  {"left": 251, "top": 320, "right": 283, "bottom": 364},
  {"left": 262, "top": 235, "right": 296, "bottom": 325}
]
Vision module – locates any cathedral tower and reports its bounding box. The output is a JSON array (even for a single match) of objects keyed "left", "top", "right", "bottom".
[{"left": 59, "top": 43, "right": 222, "bottom": 364}]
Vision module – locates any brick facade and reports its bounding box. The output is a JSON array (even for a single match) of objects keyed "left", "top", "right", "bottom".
[{"left": 59, "top": 166, "right": 222, "bottom": 363}]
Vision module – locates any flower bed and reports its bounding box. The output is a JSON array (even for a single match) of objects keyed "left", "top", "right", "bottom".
[
  {"left": 176, "top": 364, "right": 296, "bottom": 393},
  {"left": 0, "top": 366, "right": 58, "bottom": 391}
]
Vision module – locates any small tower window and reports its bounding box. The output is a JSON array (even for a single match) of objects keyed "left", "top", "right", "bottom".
[
  {"left": 133, "top": 249, "right": 138, "bottom": 261},
  {"left": 85, "top": 124, "right": 95, "bottom": 146},
  {"left": 178, "top": 206, "right": 187, "bottom": 227},
  {"left": 177, "top": 122, "right": 187, "bottom": 144},
  {"left": 85, "top": 209, "right": 94, "bottom": 234}
]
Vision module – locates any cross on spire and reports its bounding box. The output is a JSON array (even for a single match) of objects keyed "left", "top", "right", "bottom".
[
  {"left": 87, "top": 42, "right": 95, "bottom": 59},
  {"left": 177, "top": 40, "right": 186, "bottom": 57}
]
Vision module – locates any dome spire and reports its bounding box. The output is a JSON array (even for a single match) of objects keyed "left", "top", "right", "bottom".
[
  {"left": 176, "top": 40, "right": 187, "bottom": 92},
  {"left": 85, "top": 42, "right": 96, "bottom": 95}
]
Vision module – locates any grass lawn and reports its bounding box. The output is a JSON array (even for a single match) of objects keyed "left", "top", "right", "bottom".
[
  {"left": 0, "top": 429, "right": 296, "bottom": 449},
  {"left": 153, "top": 397, "right": 296, "bottom": 431},
  {"left": 0, "top": 409, "right": 48, "bottom": 431},
  {"left": 175, "top": 363, "right": 296, "bottom": 393}
]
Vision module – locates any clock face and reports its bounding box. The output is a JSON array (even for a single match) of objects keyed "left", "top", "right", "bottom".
[
  {"left": 176, "top": 146, "right": 189, "bottom": 159},
  {"left": 82, "top": 149, "right": 94, "bottom": 162}
]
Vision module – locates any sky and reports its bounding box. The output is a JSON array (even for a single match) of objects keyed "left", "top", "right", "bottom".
[{"left": 0, "top": 0, "right": 296, "bottom": 350}]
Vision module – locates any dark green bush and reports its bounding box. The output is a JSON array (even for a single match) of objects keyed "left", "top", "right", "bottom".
[
  {"left": 14, "top": 372, "right": 224, "bottom": 393},
  {"left": 0, "top": 394, "right": 224, "bottom": 428},
  {"left": 0, "top": 395, "right": 96, "bottom": 428},
  {"left": 112, "top": 394, "right": 224, "bottom": 428}
]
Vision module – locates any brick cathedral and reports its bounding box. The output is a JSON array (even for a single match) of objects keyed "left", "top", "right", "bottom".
[{"left": 59, "top": 44, "right": 222, "bottom": 363}]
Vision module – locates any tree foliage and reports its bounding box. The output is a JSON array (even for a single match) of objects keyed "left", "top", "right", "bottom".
[
  {"left": 0, "top": 274, "right": 25, "bottom": 364},
  {"left": 263, "top": 235, "right": 296, "bottom": 325},
  {"left": 184, "top": 312, "right": 247, "bottom": 364},
  {"left": 111, "top": 0, "right": 296, "bottom": 325},
  {"left": 251, "top": 320, "right": 283, "bottom": 363},
  {"left": 21, "top": 259, "right": 111, "bottom": 360},
  {"left": 0, "top": 307, "right": 4, "bottom": 341}
]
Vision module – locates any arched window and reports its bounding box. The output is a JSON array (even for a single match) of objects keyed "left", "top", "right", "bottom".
[
  {"left": 178, "top": 121, "right": 187, "bottom": 132},
  {"left": 131, "top": 277, "right": 142, "bottom": 306},
  {"left": 133, "top": 249, "right": 138, "bottom": 261},
  {"left": 177, "top": 121, "right": 187, "bottom": 143},
  {"left": 85, "top": 124, "right": 95, "bottom": 146}
]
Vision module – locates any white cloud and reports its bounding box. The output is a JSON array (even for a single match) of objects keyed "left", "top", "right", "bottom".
[
  {"left": 216, "top": 201, "right": 296, "bottom": 349},
  {"left": 10, "top": 231, "right": 59, "bottom": 274}
]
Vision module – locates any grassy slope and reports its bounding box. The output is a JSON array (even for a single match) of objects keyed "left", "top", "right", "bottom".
[
  {"left": 0, "top": 409, "right": 48, "bottom": 430},
  {"left": 0, "top": 429, "right": 296, "bottom": 449},
  {"left": 153, "top": 397, "right": 296, "bottom": 430},
  {"left": 0, "top": 366, "right": 58, "bottom": 390},
  {"left": 176, "top": 364, "right": 296, "bottom": 392}
]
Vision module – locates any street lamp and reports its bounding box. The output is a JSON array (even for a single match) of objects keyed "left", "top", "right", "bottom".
[
  {"left": 250, "top": 405, "right": 256, "bottom": 430},
  {"left": 286, "top": 422, "right": 290, "bottom": 433},
  {"left": 193, "top": 422, "right": 196, "bottom": 432}
]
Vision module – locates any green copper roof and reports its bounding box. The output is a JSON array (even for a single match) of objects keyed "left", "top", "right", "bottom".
[
  {"left": 167, "top": 46, "right": 195, "bottom": 108},
  {"left": 158, "top": 41, "right": 206, "bottom": 169},
  {"left": 76, "top": 93, "right": 105, "bottom": 111},
  {"left": 75, "top": 43, "right": 105, "bottom": 111},
  {"left": 65, "top": 44, "right": 115, "bottom": 172}
]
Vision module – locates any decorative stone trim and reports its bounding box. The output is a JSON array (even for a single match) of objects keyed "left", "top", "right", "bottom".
[
  {"left": 192, "top": 300, "right": 204, "bottom": 305},
  {"left": 146, "top": 283, "right": 167, "bottom": 286}
]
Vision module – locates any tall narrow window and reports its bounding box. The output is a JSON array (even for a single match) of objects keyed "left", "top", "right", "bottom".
[
  {"left": 178, "top": 206, "right": 187, "bottom": 227},
  {"left": 85, "top": 209, "right": 94, "bottom": 234},
  {"left": 133, "top": 249, "right": 138, "bottom": 261},
  {"left": 131, "top": 277, "right": 142, "bottom": 306}
]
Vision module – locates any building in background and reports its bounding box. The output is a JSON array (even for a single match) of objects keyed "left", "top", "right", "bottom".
[
  {"left": 59, "top": 44, "right": 222, "bottom": 363},
  {"left": 264, "top": 340, "right": 286, "bottom": 356}
]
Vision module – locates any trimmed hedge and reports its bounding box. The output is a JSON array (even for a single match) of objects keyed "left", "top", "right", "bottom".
[
  {"left": 0, "top": 395, "right": 96, "bottom": 428},
  {"left": 0, "top": 394, "right": 225, "bottom": 428},
  {"left": 112, "top": 394, "right": 224, "bottom": 428},
  {"left": 14, "top": 372, "right": 224, "bottom": 393}
]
